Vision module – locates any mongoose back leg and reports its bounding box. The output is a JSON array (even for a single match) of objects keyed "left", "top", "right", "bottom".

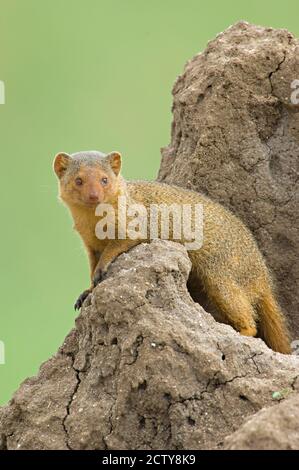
[{"left": 206, "top": 280, "right": 257, "bottom": 337}]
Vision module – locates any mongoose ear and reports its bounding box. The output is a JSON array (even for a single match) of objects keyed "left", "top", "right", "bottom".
[
  {"left": 53, "top": 152, "right": 71, "bottom": 178},
  {"left": 106, "top": 151, "right": 122, "bottom": 176}
]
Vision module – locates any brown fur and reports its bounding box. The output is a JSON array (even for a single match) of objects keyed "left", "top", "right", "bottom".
[{"left": 53, "top": 150, "right": 291, "bottom": 354}]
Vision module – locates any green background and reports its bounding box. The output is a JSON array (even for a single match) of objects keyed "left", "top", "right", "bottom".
[{"left": 0, "top": 0, "right": 298, "bottom": 405}]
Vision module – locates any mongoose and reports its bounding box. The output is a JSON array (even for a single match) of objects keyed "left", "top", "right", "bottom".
[{"left": 53, "top": 150, "right": 291, "bottom": 354}]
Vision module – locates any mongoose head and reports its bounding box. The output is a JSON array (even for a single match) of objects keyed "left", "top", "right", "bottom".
[{"left": 53, "top": 150, "right": 122, "bottom": 208}]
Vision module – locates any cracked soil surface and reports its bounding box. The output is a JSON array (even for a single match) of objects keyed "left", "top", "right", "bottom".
[{"left": 0, "top": 240, "right": 298, "bottom": 449}]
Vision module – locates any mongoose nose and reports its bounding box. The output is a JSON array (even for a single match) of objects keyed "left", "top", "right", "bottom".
[{"left": 89, "top": 193, "right": 99, "bottom": 202}]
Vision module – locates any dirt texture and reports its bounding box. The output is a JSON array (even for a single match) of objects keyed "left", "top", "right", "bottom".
[
  {"left": 0, "top": 241, "right": 298, "bottom": 450},
  {"left": 158, "top": 21, "right": 299, "bottom": 338}
]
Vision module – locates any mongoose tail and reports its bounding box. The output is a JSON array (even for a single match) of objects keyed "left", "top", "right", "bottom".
[{"left": 257, "top": 289, "right": 291, "bottom": 354}]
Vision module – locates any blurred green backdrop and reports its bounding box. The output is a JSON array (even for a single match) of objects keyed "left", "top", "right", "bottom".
[{"left": 0, "top": 0, "right": 298, "bottom": 405}]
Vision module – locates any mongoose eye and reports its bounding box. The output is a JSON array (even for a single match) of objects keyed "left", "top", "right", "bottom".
[
  {"left": 101, "top": 177, "right": 108, "bottom": 186},
  {"left": 75, "top": 177, "right": 83, "bottom": 186}
]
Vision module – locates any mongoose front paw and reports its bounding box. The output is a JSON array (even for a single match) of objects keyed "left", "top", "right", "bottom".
[
  {"left": 74, "top": 288, "right": 91, "bottom": 311},
  {"left": 93, "top": 269, "right": 106, "bottom": 287}
]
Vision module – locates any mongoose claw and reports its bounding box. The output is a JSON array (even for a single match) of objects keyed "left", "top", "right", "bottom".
[{"left": 74, "top": 289, "right": 91, "bottom": 310}]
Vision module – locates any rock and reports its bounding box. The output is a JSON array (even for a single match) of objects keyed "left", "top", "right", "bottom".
[
  {"left": 1, "top": 22, "right": 299, "bottom": 451},
  {"left": 158, "top": 21, "right": 299, "bottom": 339},
  {"left": 225, "top": 392, "right": 299, "bottom": 450},
  {"left": 0, "top": 240, "right": 298, "bottom": 450}
]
